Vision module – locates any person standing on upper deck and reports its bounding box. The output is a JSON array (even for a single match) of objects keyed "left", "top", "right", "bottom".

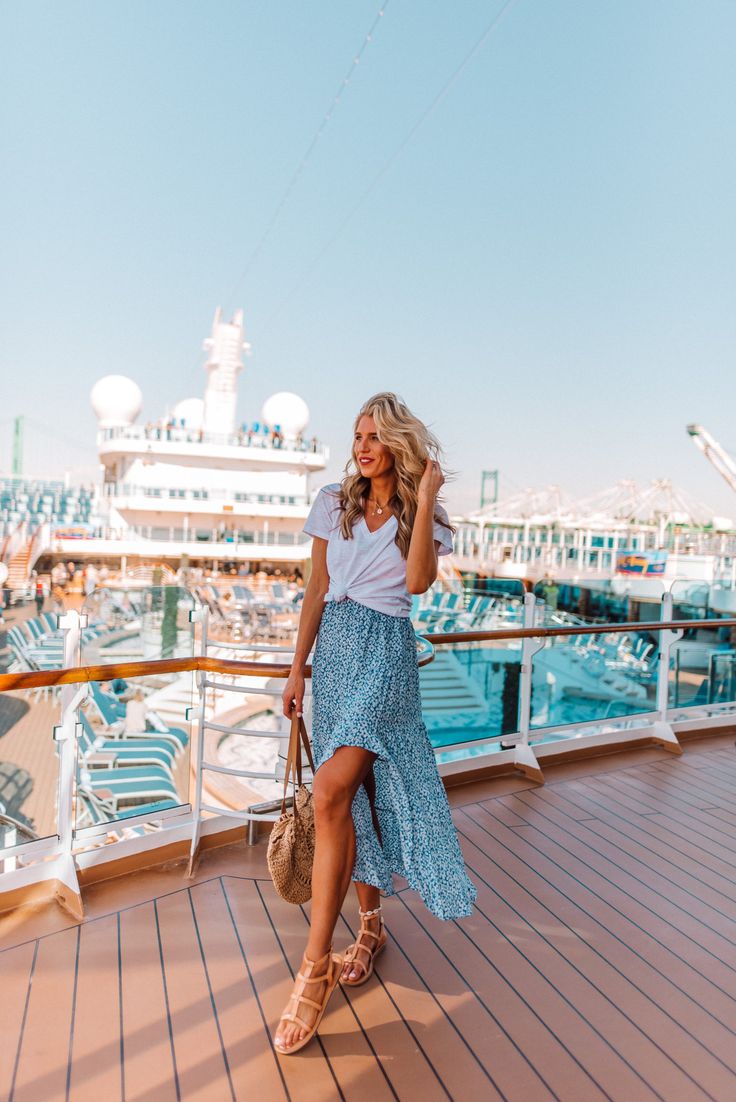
[{"left": 274, "top": 391, "right": 477, "bottom": 1055}]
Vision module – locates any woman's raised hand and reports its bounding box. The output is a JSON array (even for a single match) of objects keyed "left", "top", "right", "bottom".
[
  {"left": 282, "top": 671, "right": 305, "bottom": 718},
  {"left": 418, "top": 458, "right": 445, "bottom": 503}
]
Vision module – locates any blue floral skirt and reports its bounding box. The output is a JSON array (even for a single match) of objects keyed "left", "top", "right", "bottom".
[{"left": 311, "top": 598, "right": 476, "bottom": 921}]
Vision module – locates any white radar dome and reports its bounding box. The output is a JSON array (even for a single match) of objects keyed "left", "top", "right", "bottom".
[
  {"left": 90, "top": 375, "right": 143, "bottom": 428},
  {"left": 171, "top": 397, "right": 205, "bottom": 430},
  {"left": 261, "top": 391, "right": 310, "bottom": 436}
]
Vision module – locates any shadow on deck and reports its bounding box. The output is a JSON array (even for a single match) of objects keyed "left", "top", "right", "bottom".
[{"left": 2, "top": 732, "right": 736, "bottom": 1101}]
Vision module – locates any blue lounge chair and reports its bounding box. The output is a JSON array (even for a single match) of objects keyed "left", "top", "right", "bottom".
[
  {"left": 78, "top": 713, "right": 177, "bottom": 776},
  {"left": 78, "top": 764, "right": 181, "bottom": 811},
  {"left": 88, "top": 683, "right": 189, "bottom": 754},
  {"left": 77, "top": 788, "right": 179, "bottom": 828}
]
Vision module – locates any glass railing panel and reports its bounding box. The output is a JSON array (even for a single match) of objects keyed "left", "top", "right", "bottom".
[
  {"left": 667, "top": 579, "right": 736, "bottom": 709},
  {"left": 710, "top": 565, "right": 736, "bottom": 617},
  {"left": 422, "top": 637, "right": 522, "bottom": 762},
  {"left": 414, "top": 580, "right": 525, "bottom": 762},
  {"left": 530, "top": 628, "right": 658, "bottom": 734},
  {"left": 414, "top": 578, "right": 525, "bottom": 635},
  {"left": 3, "top": 598, "right": 67, "bottom": 671},
  {"left": 0, "top": 687, "right": 60, "bottom": 856},
  {"left": 1, "top": 599, "right": 66, "bottom": 857},
  {"left": 533, "top": 578, "right": 664, "bottom": 626},
  {"left": 193, "top": 578, "right": 302, "bottom": 644},
  {"left": 76, "top": 586, "right": 196, "bottom": 833}
]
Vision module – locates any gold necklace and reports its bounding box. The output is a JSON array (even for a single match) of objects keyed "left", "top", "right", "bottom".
[{"left": 366, "top": 496, "right": 391, "bottom": 517}]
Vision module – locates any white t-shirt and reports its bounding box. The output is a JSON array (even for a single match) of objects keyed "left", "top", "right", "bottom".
[{"left": 303, "top": 483, "right": 453, "bottom": 617}]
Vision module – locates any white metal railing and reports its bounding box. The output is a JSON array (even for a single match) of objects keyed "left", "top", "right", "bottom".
[
  {"left": 187, "top": 609, "right": 304, "bottom": 869},
  {"left": 99, "top": 423, "right": 327, "bottom": 457},
  {"left": 102, "top": 484, "right": 311, "bottom": 507},
  {"left": 54, "top": 525, "right": 311, "bottom": 547},
  {"left": 2, "top": 598, "right": 736, "bottom": 913},
  {"left": 453, "top": 526, "right": 736, "bottom": 577}
]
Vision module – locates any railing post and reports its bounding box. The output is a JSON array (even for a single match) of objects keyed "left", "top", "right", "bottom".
[
  {"left": 51, "top": 609, "right": 87, "bottom": 918},
  {"left": 651, "top": 590, "right": 683, "bottom": 753},
  {"left": 513, "top": 592, "right": 546, "bottom": 784},
  {"left": 187, "top": 605, "right": 209, "bottom": 876}
]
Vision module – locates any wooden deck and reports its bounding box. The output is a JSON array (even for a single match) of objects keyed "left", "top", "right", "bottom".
[{"left": 3, "top": 732, "right": 736, "bottom": 1101}]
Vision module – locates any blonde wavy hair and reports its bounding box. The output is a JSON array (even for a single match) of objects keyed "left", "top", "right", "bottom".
[{"left": 336, "top": 392, "right": 454, "bottom": 558}]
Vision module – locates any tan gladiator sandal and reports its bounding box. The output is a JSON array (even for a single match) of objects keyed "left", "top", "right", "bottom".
[
  {"left": 341, "top": 906, "right": 387, "bottom": 987},
  {"left": 273, "top": 946, "right": 344, "bottom": 1056}
]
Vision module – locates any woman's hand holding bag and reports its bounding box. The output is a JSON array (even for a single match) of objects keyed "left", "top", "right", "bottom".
[{"left": 267, "top": 709, "right": 316, "bottom": 904}]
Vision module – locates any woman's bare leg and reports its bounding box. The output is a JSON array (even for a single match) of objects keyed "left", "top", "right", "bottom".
[
  {"left": 275, "top": 746, "right": 376, "bottom": 1052},
  {"left": 340, "top": 764, "right": 383, "bottom": 981},
  {"left": 341, "top": 881, "right": 382, "bottom": 982}
]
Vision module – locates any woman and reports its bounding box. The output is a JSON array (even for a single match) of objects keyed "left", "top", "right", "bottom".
[{"left": 274, "top": 392, "right": 476, "bottom": 1055}]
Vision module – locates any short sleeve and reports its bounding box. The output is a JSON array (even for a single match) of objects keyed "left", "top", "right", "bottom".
[
  {"left": 303, "top": 484, "right": 340, "bottom": 541},
  {"left": 433, "top": 504, "right": 454, "bottom": 556}
]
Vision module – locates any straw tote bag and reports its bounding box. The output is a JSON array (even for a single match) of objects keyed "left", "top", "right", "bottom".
[{"left": 267, "top": 711, "right": 316, "bottom": 904}]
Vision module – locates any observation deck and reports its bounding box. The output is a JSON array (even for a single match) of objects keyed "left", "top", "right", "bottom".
[{"left": 97, "top": 425, "right": 329, "bottom": 472}]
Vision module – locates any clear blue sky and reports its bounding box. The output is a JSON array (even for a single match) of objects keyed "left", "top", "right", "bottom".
[{"left": 2, "top": 0, "right": 735, "bottom": 517}]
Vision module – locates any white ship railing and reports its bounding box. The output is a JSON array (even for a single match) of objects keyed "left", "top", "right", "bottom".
[
  {"left": 52, "top": 525, "right": 311, "bottom": 547},
  {"left": 99, "top": 423, "right": 327, "bottom": 456},
  {"left": 102, "top": 483, "right": 311, "bottom": 506},
  {"left": 1, "top": 598, "right": 736, "bottom": 916}
]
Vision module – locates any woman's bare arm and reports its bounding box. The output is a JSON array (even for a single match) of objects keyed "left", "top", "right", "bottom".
[
  {"left": 405, "top": 499, "right": 440, "bottom": 594},
  {"left": 405, "top": 460, "right": 444, "bottom": 594},
  {"left": 282, "top": 537, "right": 329, "bottom": 716}
]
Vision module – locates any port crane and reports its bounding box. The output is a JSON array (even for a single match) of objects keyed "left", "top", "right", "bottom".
[{"left": 687, "top": 424, "right": 736, "bottom": 495}]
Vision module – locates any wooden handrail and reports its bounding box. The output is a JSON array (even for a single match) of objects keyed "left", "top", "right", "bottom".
[
  {"left": 1, "top": 615, "right": 733, "bottom": 694},
  {"left": 0, "top": 645, "right": 435, "bottom": 693},
  {"left": 425, "top": 616, "right": 736, "bottom": 645},
  {"left": 0, "top": 656, "right": 302, "bottom": 693}
]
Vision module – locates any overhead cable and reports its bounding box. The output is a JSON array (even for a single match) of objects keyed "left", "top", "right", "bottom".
[
  {"left": 223, "top": 1, "right": 391, "bottom": 311},
  {"left": 261, "top": 0, "right": 520, "bottom": 332}
]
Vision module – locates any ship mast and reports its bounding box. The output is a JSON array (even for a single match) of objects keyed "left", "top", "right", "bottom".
[{"left": 202, "top": 308, "right": 250, "bottom": 436}]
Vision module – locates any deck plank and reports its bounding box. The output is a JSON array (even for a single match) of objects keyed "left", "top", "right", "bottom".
[
  {"left": 154, "top": 888, "right": 232, "bottom": 1100},
  {"left": 593, "top": 768, "right": 736, "bottom": 847},
  {"left": 460, "top": 806, "right": 736, "bottom": 1100},
  {"left": 10, "top": 925, "right": 78, "bottom": 1102},
  {"left": 0, "top": 942, "right": 36, "bottom": 1101},
  {"left": 480, "top": 798, "right": 736, "bottom": 1030},
  {"left": 498, "top": 789, "right": 736, "bottom": 959},
  {"left": 224, "top": 875, "right": 341, "bottom": 1101},
  {"left": 532, "top": 776, "right": 736, "bottom": 868},
  {"left": 67, "top": 914, "right": 123, "bottom": 1101},
  {"left": 397, "top": 891, "right": 615, "bottom": 1102},
  {"left": 468, "top": 800, "right": 736, "bottom": 1055},
  {"left": 514, "top": 781, "right": 736, "bottom": 911},
  {"left": 540, "top": 782, "right": 736, "bottom": 903},
  {"left": 119, "top": 901, "right": 179, "bottom": 1102},
  {"left": 0, "top": 692, "right": 60, "bottom": 839},
  {"left": 582, "top": 769, "right": 736, "bottom": 826},
  {"left": 189, "top": 877, "right": 288, "bottom": 1102},
  {"left": 454, "top": 829, "right": 671, "bottom": 1102},
  {"left": 261, "top": 881, "right": 408, "bottom": 1102},
  {"left": 382, "top": 894, "right": 557, "bottom": 1101}
]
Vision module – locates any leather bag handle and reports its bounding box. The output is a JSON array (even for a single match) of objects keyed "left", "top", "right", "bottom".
[{"left": 280, "top": 710, "right": 315, "bottom": 816}]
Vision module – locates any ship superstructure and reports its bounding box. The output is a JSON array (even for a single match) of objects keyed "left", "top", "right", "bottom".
[{"left": 70, "top": 308, "right": 327, "bottom": 570}]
